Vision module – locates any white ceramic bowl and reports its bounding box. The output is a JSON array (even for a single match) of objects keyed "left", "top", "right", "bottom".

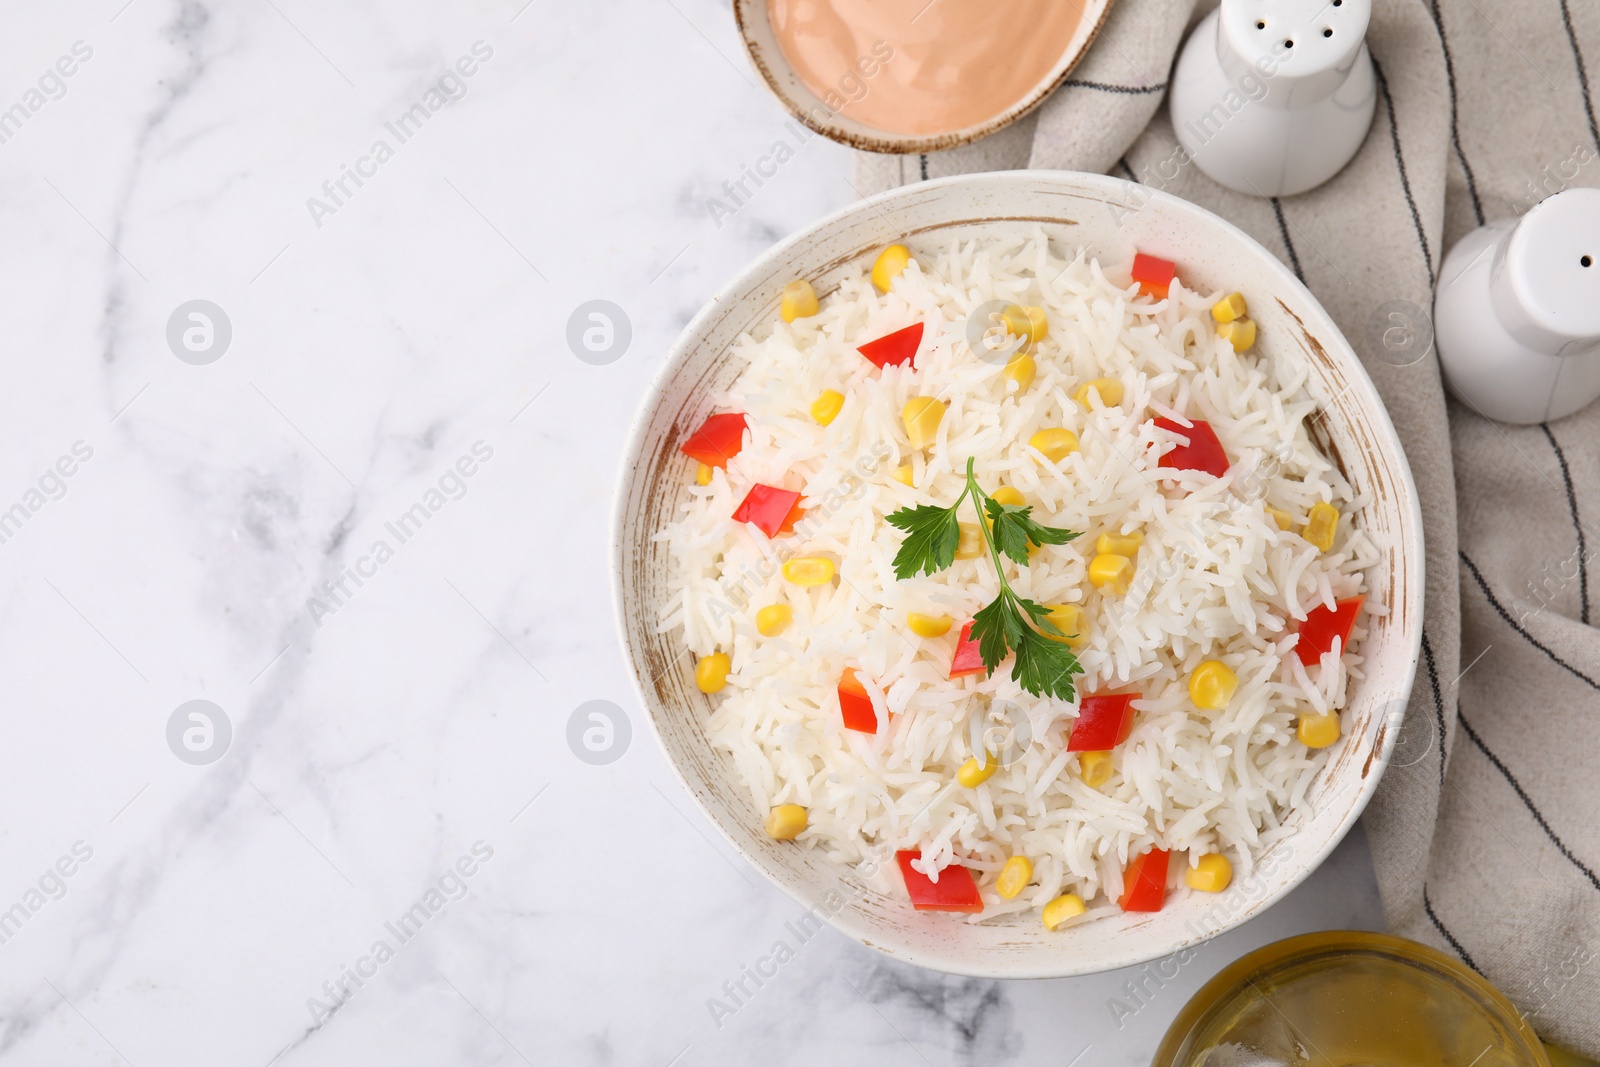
[
  {"left": 613, "top": 171, "right": 1423, "bottom": 978},
  {"left": 732, "top": 0, "right": 1115, "bottom": 154}
]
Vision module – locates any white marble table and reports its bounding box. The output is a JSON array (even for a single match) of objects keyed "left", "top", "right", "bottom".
[{"left": 0, "top": 1, "right": 1383, "bottom": 1063}]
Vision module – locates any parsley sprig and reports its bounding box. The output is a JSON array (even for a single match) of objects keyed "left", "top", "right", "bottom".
[{"left": 886, "top": 458, "right": 1084, "bottom": 700}]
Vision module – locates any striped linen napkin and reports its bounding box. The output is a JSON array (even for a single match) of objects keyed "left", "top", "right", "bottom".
[{"left": 857, "top": 0, "right": 1600, "bottom": 1053}]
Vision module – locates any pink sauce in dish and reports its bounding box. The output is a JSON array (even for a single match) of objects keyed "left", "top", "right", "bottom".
[{"left": 767, "top": 0, "right": 1086, "bottom": 137}]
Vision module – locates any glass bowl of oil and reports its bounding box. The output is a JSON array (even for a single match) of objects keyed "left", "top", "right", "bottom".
[{"left": 1153, "top": 931, "right": 1550, "bottom": 1067}]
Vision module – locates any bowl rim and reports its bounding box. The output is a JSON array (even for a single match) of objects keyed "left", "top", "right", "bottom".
[
  {"left": 731, "top": 0, "right": 1118, "bottom": 155},
  {"left": 611, "top": 170, "right": 1425, "bottom": 978}
]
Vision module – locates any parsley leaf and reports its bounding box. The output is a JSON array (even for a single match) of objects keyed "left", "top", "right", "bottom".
[
  {"left": 970, "top": 595, "right": 1021, "bottom": 668},
  {"left": 1015, "top": 596, "right": 1060, "bottom": 633},
  {"left": 886, "top": 502, "right": 964, "bottom": 579},
  {"left": 1009, "top": 509, "right": 1081, "bottom": 550},
  {"left": 983, "top": 499, "right": 1032, "bottom": 565},
  {"left": 983, "top": 499, "right": 1082, "bottom": 566},
  {"left": 1012, "top": 625, "right": 1081, "bottom": 702}
]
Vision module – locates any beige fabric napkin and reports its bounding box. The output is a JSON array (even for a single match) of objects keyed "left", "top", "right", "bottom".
[{"left": 858, "top": 0, "right": 1600, "bottom": 1053}]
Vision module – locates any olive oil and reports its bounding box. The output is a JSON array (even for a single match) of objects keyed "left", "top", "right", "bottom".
[{"left": 1155, "top": 933, "right": 1549, "bottom": 1067}]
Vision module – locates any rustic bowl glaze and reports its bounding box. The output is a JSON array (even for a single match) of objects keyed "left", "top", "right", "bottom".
[
  {"left": 613, "top": 171, "right": 1423, "bottom": 978},
  {"left": 732, "top": 0, "right": 1116, "bottom": 154}
]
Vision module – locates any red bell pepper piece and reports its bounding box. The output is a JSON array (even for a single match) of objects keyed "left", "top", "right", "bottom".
[
  {"left": 838, "top": 668, "right": 877, "bottom": 733},
  {"left": 1067, "top": 693, "right": 1138, "bottom": 751},
  {"left": 680, "top": 412, "right": 748, "bottom": 468},
  {"left": 1295, "top": 594, "right": 1366, "bottom": 666},
  {"left": 732, "top": 484, "right": 803, "bottom": 539},
  {"left": 896, "top": 850, "right": 983, "bottom": 913},
  {"left": 1119, "top": 848, "right": 1170, "bottom": 912},
  {"left": 778, "top": 501, "right": 806, "bottom": 536},
  {"left": 949, "top": 621, "right": 987, "bottom": 678},
  {"left": 857, "top": 322, "right": 924, "bottom": 369},
  {"left": 1131, "top": 252, "right": 1177, "bottom": 299},
  {"left": 1155, "top": 417, "right": 1229, "bottom": 478}
]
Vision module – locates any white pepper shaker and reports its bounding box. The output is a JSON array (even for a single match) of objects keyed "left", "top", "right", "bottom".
[
  {"left": 1434, "top": 187, "right": 1600, "bottom": 424},
  {"left": 1169, "top": 0, "right": 1376, "bottom": 198}
]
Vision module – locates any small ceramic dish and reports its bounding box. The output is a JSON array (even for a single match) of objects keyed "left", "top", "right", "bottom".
[
  {"left": 732, "top": 0, "right": 1116, "bottom": 154},
  {"left": 613, "top": 171, "right": 1424, "bottom": 978}
]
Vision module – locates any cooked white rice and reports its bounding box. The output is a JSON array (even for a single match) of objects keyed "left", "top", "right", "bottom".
[{"left": 655, "top": 230, "right": 1375, "bottom": 922}]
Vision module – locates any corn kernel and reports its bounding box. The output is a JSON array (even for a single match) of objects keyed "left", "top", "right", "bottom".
[
  {"left": 1211, "top": 292, "right": 1247, "bottom": 324},
  {"left": 1001, "top": 304, "right": 1032, "bottom": 338},
  {"left": 990, "top": 486, "right": 1026, "bottom": 508},
  {"left": 782, "top": 557, "right": 835, "bottom": 586},
  {"left": 756, "top": 604, "right": 792, "bottom": 637},
  {"left": 1298, "top": 711, "right": 1341, "bottom": 749},
  {"left": 1089, "top": 553, "right": 1133, "bottom": 595},
  {"left": 891, "top": 464, "right": 915, "bottom": 487},
  {"left": 780, "top": 279, "right": 819, "bottom": 322},
  {"left": 1003, "top": 352, "right": 1036, "bottom": 389},
  {"left": 907, "top": 612, "right": 953, "bottom": 638},
  {"left": 1218, "top": 317, "right": 1257, "bottom": 352},
  {"left": 695, "top": 652, "right": 731, "bottom": 693},
  {"left": 1001, "top": 304, "right": 1048, "bottom": 344},
  {"left": 765, "top": 804, "right": 808, "bottom": 840},
  {"left": 1078, "top": 750, "right": 1113, "bottom": 788},
  {"left": 902, "top": 397, "right": 945, "bottom": 449},
  {"left": 872, "top": 244, "right": 912, "bottom": 292},
  {"left": 1266, "top": 506, "right": 1293, "bottom": 531},
  {"left": 1303, "top": 502, "right": 1340, "bottom": 552},
  {"left": 1023, "top": 305, "right": 1049, "bottom": 342},
  {"left": 1074, "top": 378, "right": 1124, "bottom": 409},
  {"left": 957, "top": 755, "right": 998, "bottom": 788},
  {"left": 810, "top": 389, "right": 845, "bottom": 426},
  {"left": 1029, "top": 428, "right": 1079, "bottom": 464},
  {"left": 695, "top": 462, "right": 713, "bottom": 486},
  {"left": 956, "top": 522, "right": 984, "bottom": 560},
  {"left": 1043, "top": 603, "right": 1086, "bottom": 648},
  {"left": 996, "top": 856, "right": 1033, "bottom": 900},
  {"left": 1189, "top": 660, "right": 1238, "bottom": 711},
  {"left": 1095, "top": 530, "right": 1142, "bottom": 556},
  {"left": 1043, "top": 893, "right": 1086, "bottom": 930},
  {"left": 1186, "top": 853, "right": 1233, "bottom": 892}
]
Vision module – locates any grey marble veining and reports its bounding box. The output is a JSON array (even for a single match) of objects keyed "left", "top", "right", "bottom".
[{"left": 0, "top": 1, "right": 1384, "bottom": 1064}]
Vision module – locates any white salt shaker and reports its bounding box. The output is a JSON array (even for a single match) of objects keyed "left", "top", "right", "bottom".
[
  {"left": 1434, "top": 187, "right": 1600, "bottom": 424},
  {"left": 1169, "top": 0, "right": 1376, "bottom": 198}
]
